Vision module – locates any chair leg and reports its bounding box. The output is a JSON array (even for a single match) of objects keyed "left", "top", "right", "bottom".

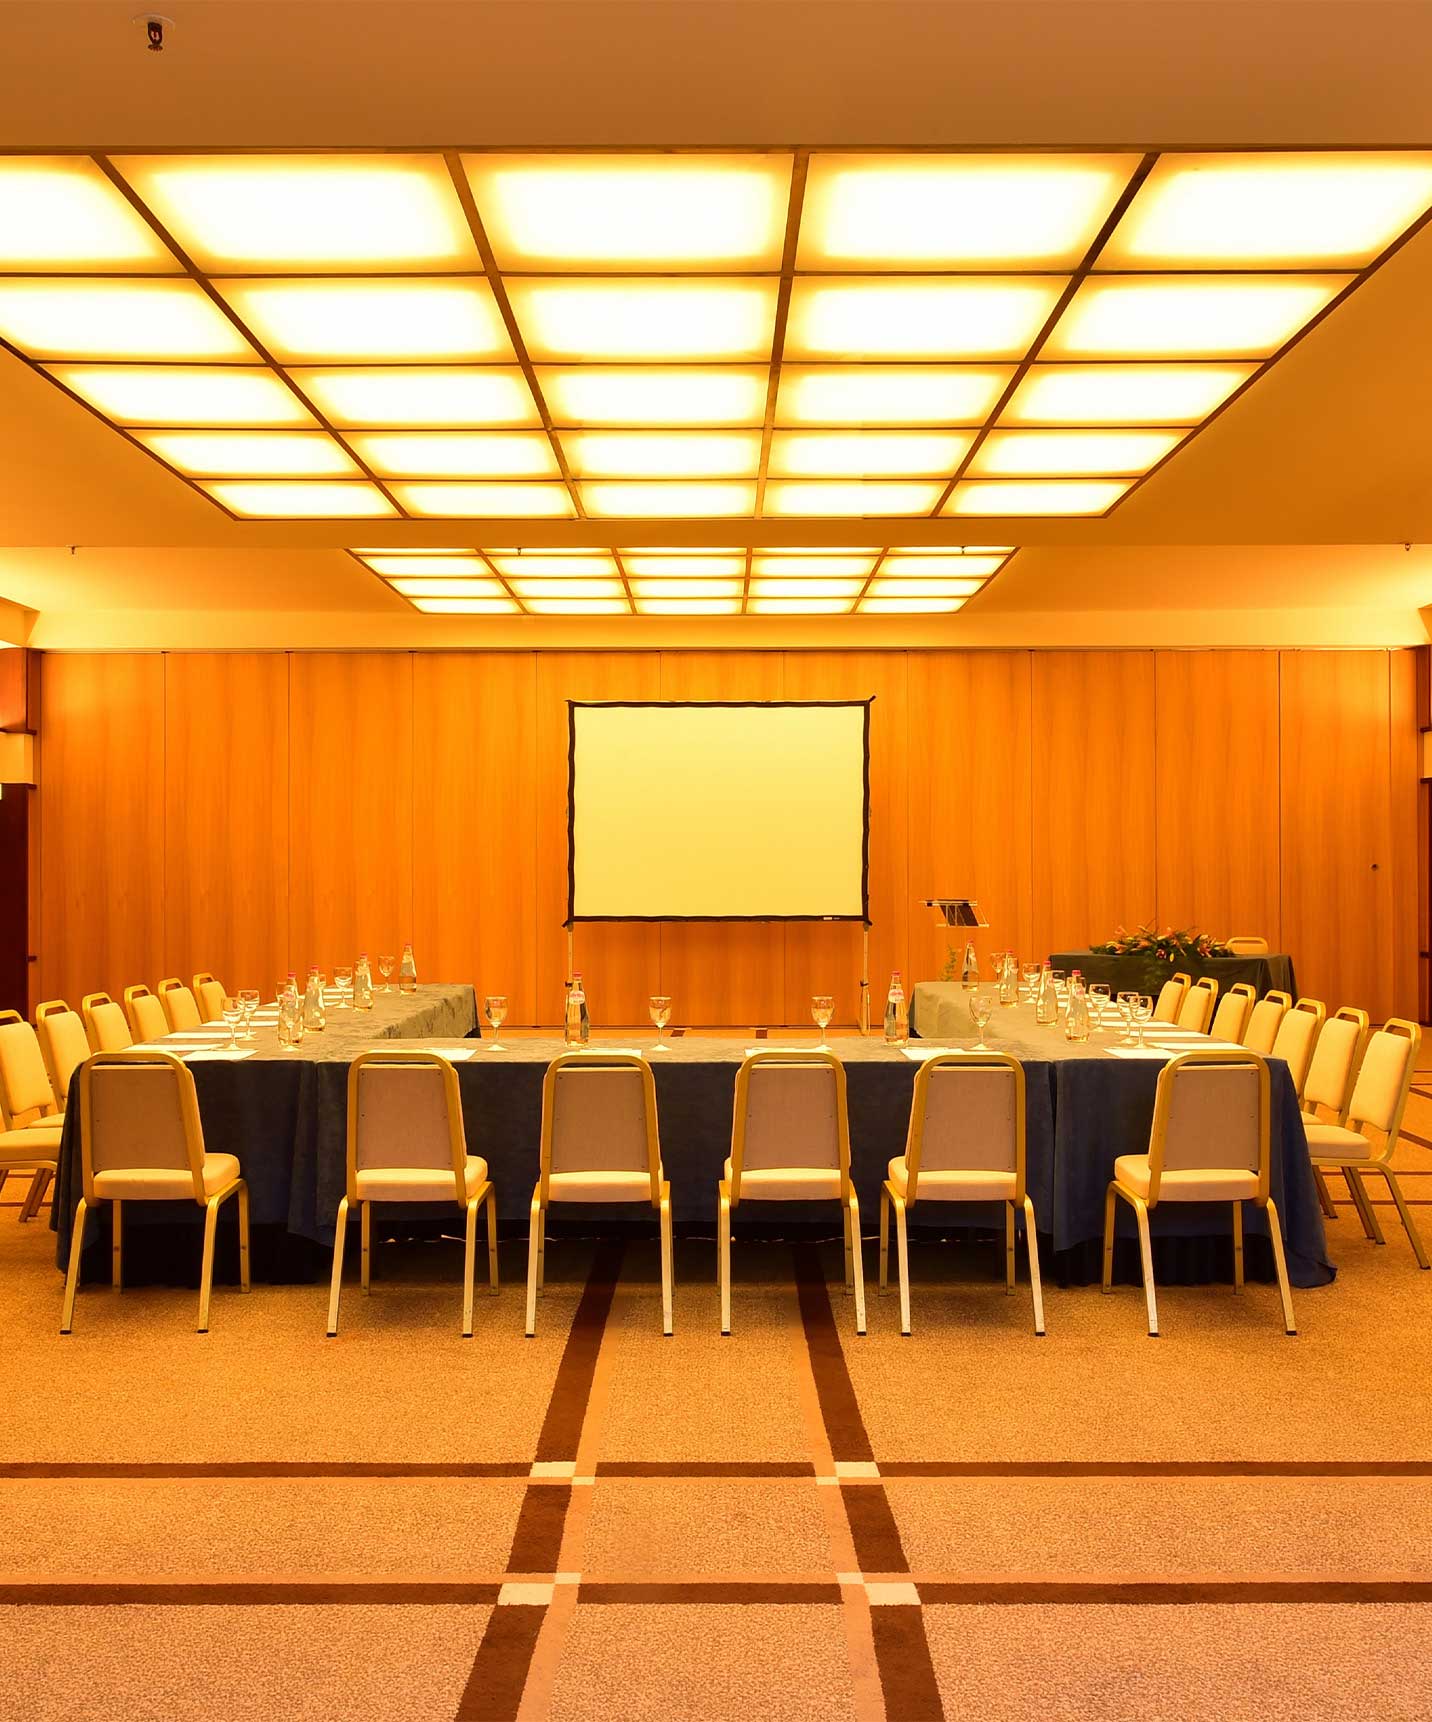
[
  {"left": 842, "top": 1195, "right": 853, "bottom": 1292},
  {"left": 1232, "top": 1201, "right": 1244, "bottom": 1292},
  {"left": 1312, "top": 1166, "right": 1338, "bottom": 1220},
  {"left": 659, "top": 1181, "right": 673, "bottom": 1337},
  {"left": 1130, "top": 1193, "right": 1159, "bottom": 1336},
  {"left": 1022, "top": 1197, "right": 1046, "bottom": 1336},
  {"left": 236, "top": 1181, "right": 251, "bottom": 1292},
  {"left": 1263, "top": 1196, "right": 1297, "bottom": 1335},
  {"left": 525, "top": 1195, "right": 543, "bottom": 1337},
  {"left": 485, "top": 1185, "right": 500, "bottom": 1293},
  {"left": 1101, "top": 1184, "right": 1117, "bottom": 1292},
  {"left": 197, "top": 1193, "right": 222, "bottom": 1332},
  {"left": 462, "top": 1198, "right": 478, "bottom": 1338},
  {"left": 1004, "top": 1203, "right": 1016, "bottom": 1295},
  {"left": 878, "top": 1186, "right": 890, "bottom": 1293},
  {"left": 893, "top": 1193, "right": 911, "bottom": 1336},
  {"left": 0, "top": 1168, "right": 8, "bottom": 1205},
  {"left": 111, "top": 1198, "right": 123, "bottom": 1289},
  {"left": 19, "top": 1167, "right": 52, "bottom": 1223},
  {"left": 360, "top": 1199, "right": 372, "bottom": 1293},
  {"left": 848, "top": 1191, "right": 866, "bottom": 1336},
  {"left": 1344, "top": 1167, "right": 1384, "bottom": 1243},
  {"left": 1379, "top": 1166, "right": 1430, "bottom": 1270},
  {"left": 60, "top": 1195, "right": 88, "bottom": 1334},
  {"left": 326, "top": 1196, "right": 348, "bottom": 1336},
  {"left": 536, "top": 1205, "right": 546, "bottom": 1293},
  {"left": 719, "top": 1185, "right": 732, "bottom": 1336}
]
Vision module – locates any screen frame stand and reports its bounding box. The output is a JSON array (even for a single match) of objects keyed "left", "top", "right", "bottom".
[{"left": 860, "top": 924, "right": 871, "bottom": 1037}]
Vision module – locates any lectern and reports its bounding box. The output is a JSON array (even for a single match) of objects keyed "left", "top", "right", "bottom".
[{"left": 922, "top": 898, "right": 989, "bottom": 928}]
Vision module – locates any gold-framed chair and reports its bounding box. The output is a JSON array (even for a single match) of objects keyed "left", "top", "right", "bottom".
[
  {"left": 527, "top": 1052, "right": 670, "bottom": 1338},
  {"left": 1241, "top": 990, "right": 1291, "bottom": 1056},
  {"left": 1210, "top": 982, "right": 1257, "bottom": 1044},
  {"left": 879, "top": 1052, "right": 1044, "bottom": 1337},
  {"left": 0, "top": 1011, "right": 64, "bottom": 1222},
  {"left": 1227, "top": 936, "right": 1270, "bottom": 956},
  {"left": 158, "top": 978, "right": 203, "bottom": 1032},
  {"left": 1152, "top": 975, "right": 1190, "bottom": 1024},
  {"left": 192, "top": 974, "right": 226, "bottom": 1023},
  {"left": 61, "top": 1049, "right": 250, "bottom": 1333},
  {"left": 1176, "top": 976, "right": 1219, "bottom": 1033},
  {"left": 720, "top": 1050, "right": 864, "bottom": 1337},
  {"left": 1306, "top": 1019, "right": 1427, "bottom": 1268},
  {"left": 329, "top": 1050, "right": 498, "bottom": 1339},
  {"left": 122, "top": 984, "right": 169, "bottom": 1044},
  {"left": 36, "top": 1000, "right": 89, "bottom": 1112},
  {"left": 81, "top": 992, "right": 133, "bottom": 1053},
  {"left": 1298, "top": 1004, "right": 1368, "bottom": 1222},
  {"left": 1101, "top": 1048, "right": 1295, "bottom": 1337},
  {"left": 1269, "top": 997, "right": 1324, "bottom": 1099}
]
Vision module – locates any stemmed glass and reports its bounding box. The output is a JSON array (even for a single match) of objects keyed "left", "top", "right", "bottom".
[
  {"left": 971, "top": 989, "right": 995, "bottom": 1049},
  {"left": 221, "top": 995, "right": 243, "bottom": 1051},
  {"left": 648, "top": 995, "right": 672, "bottom": 1050},
  {"left": 1115, "top": 990, "right": 1137, "bottom": 1044},
  {"left": 1131, "top": 994, "right": 1153, "bottom": 1047},
  {"left": 334, "top": 965, "right": 354, "bottom": 1010},
  {"left": 377, "top": 954, "right": 396, "bottom": 993},
  {"left": 811, "top": 995, "right": 835, "bottom": 1052},
  {"left": 1021, "top": 963, "right": 1040, "bottom": 1002},
  {"left": 484, "top": 994, "right": 508, "bottom": 1051},
  {"left": 1088, "top": 983, "right": 1110, "bottom": 1034},
  {"left": 238, "top": 987, "right": 261, "bottom": 1040}
]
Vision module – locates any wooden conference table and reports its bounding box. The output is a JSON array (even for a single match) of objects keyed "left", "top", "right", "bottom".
[{"left": 51, "top": 983, "right": 1331, "bottom": 1290}]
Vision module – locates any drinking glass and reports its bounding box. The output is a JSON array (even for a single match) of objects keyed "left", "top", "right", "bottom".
[
  {"left": 221, "top": 995, "right": 242, "bottom": 1051},
  {"left": 484, "top": 994, "right": 508, "bottom": 1051},
  {"left": 971, "top": 989, "right": 995, "bottom": 1049},
  {"left": 1021, "top": 963, "right": 1040, "bottom": 1001},
  {"left": 377, "top": 953, "right": 396, "bottom": 993},
  {"left": 648, "top": 995, "right": 672, "bottom": 1050},
  {"left": 238, "top": 987, "right": 261, "bottom": 1040},
  {"left": 1115, "top": 990, "right": 1137, "bottom": 1044},
  {"left": 1049, "top": 969, "right": 1067, "bottom": 999},
  {"left": 334, "top": 965, "right": 354, "bottom": 1009},
  {"left": 811, "top": 994, "right": 835, "bottom": 1051},
  {"left": 1132, "top": 994, "right": 1154, "bottom": 1046},
  {"left": 1088, "top": 983, "right": 1110, "bottom": 1033}
]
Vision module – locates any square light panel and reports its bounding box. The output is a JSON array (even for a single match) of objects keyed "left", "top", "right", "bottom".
[
  {"left": 635, "top": 598, "right": 744, "bottom": 615},
  {"left": 869, "top": 577, "right": 985, "bottom": 597},
  {"left": 562, "top": 431, "right": 762, "bottom": 478},
  {"left": 0, "top": 158, "right": 176, "bottom": 270},
  {"left": 860, "top": 596, "right": 965, "bottom": 614},
  {"left": 880, "top": 555, "right": 1004, "bottom": 579},
  {"left": 0, "top": 279, "right": 252, "bottom": 360},
  {"left": 967, "top": 429, "right": 1182, "bottom": 477},
  {"left": 136, "top": 430, "right": 359, "bottom": 477},
  {"left": 390, "top": 578, "right": 508, "bottom": 598},
  {"left": 622, "top": 555, "right": 747, "bottom": 577},
  {"left": 203, "top": 481, "right": 395, "bottom": 517},
  {"left": 289, "top": 367, "right": 540, "bottom": 427},
  {"left": 538, "top": 366, "right": 768, "bottom": 427},
  {"left": 1000, "top": 363, "right": 1255, "bottom": 426},
  {"left": 768, "top": 431, "right": 971, "bottom": 477},
  {"left": 411, "top": 597, "right": 521, "bottom": 614},
  {"left": 580, "top": 481, "right": 756, "bottom": 517},
  {"left": 394, "top": 482, "right": 575, "bottom": 517},
  {"left": 784, "top": 279, "right": 1064, "bottom": 360},
  {"left": 47, "top": 364, "right": 315, "bottom": 426},
  {"left": 347, "top": 432, "right": 560, "bottom": 479},
  {"left": 1044, "top": 275, "right": 1349, "bottom": 358},
  {"left": 507, "top": 279, "right": 778, "bottom": 361},
  {"left": 945, "top": 480, "right": 1130, "bottom": 516},
  {"left": 214, "top": 278, "right": 514, "bottom": 362},
  {"left": 361, "top": 555, "right": 492, "bottom": 577},
  {"left": 489, "top": 554, "right": 618, "bottom": 576},
  {"left": 763, "top": 480, "right": 943, "bottom": 516},
  {"left": 775, "top": 366, "right": 1012, "bottom": 426}
]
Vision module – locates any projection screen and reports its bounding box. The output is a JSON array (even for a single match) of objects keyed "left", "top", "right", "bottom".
[{"left": 568, "top": 701, "right": 871, "bottom": 922}]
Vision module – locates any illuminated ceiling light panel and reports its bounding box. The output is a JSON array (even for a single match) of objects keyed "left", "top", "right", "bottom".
[
  {"left": 580, "top": 481, "right": 756, "bottom": 517},
  {"left": 347, "top": 432, "right": 559, "bottom": 479},
  {"left": 784, "top": 279, "right": 1063, "bottom": 360},
  {"left": 464, "top": 154, "right": 792, "bottom": 270},
  {"left": 629, "top": 579, "right": 743, "bottom": 599},
  {"left": 390, "top": 577, "right": 508, "bottom": 598},
  {"left": 749, "top": 578, "right": 865, "bottom": 598},
  {"left": 763, "top": 480, "right": 942, "bottom": 516},
  {"left": 880, "top": 555, "right": 1005, "bottom": 579},
  {"left": 352, "top": 545, "right": 473, "bottom": 556},
  {"left": 290, "top": 367, "right": 540, "bottom": 427},
  {"left": 360, "top": 555, "right": 492, "bottom": 576},
  {"left": 136, "top": 430, "right": 359, "bottom": 477},
  {"left": 945, "top": 479, "right": 1129, "bottom": 516},
  {"left": 774, "top": 365, "right": 1012, "bottom": 426},
  {"left": 411, "top": 596, "right": 520, "bottom": 614},
  {"left": 622, "top": 555, "right": 747, "bottom": 577},
  {"left": 0, "top": 279, "right": 252, "bottom": 360},
  {"left": 755, "top": 544, "right": 881, "bottom": 553},
  {"left": 635, "top": 598, "right": 744, "bottom": 615},
  {"left": 1001, "top": 363, "right": 1255, "bottom": 426},
  {"left": 522, "top": 597, "right": 631, "bottom": 615},
  {"left": 859, "top": 596, "right": 965, "bottom": 614},
  {"left": 489, "top": 554, "right": 618, "bottom": 577},
  {"left": 968, "top": 428, "right": 1182, "bottom": 477},
  {"left": 562, "top": 430, "right": 762, "bottom": 479},
  {"left": 506, "top": 280, "right": 778, "bottom": 362},
  {"left": 869, "top": 577, "right": 984, "bottom": 598},
  {"left": 617, "top": 545, "right": 745, "bottom": 555},
  {"left": 747, "top": 597, "right": 853, "bottom": 615},
  {"left": 0, "top": 157, "right": 176, "bottom": 270},
  {"left": 886, "top": 544, "right": 1009, "bottom": 555},
  {"left": 201, "top": 480, "right": 395, "bottom": 517},
  {"left": 750, "top": 554, "right": 878, "bottom": 577},
  {"left": 1099, "top": 152, "right": 1432, "bottom": 269},
  {"left": 508, "top": 578, "right": 626, "bottom": 599},
  {"left": 767, "top": 430, "right": 971, "bottom": 477},
  {"left": 115, "top": 154, "right": 478, "bottom": 272},
  {"left": 538, "top": 366, "right": 768, "bottom": 427},
  {"left": 395, "top": 482, "right": 575, "bottom": 518},
  {"left": 798, "top": 154, "right": 1139, "bottom": 268},
  {"left": 214, "top": 278, "right": 514, "bottom": 362},
  {"left": 45, "top": 364, "right": 314, "bottom": 426},
  {"left": 1044, "top": 275, "right": 1349, "bottom": 359}
]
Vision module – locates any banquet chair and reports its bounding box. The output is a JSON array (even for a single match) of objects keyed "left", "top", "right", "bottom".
[
  {"left": 880, "top": 1052, "right": 1044, "bottom": 1337},
  {"left": 1227, "top": 936, "right": 1270, "bottom": 956},
  {"left": 1269, "top": 998, "right": 1324, "bottom": 1099},
  {"left": 721, "top": 1051, "right": 864, "bottom": 1337},
  {"left": 1210, "top": 983, "right": 1257, "bottom": 1044},
  {"left": 0, "top": 1012, "right": 63, "bottom": 1223},
  {"left": 1177, "top": 977, "right": 1219, "bottom": 1033},
  {"left": 1305, "top": 1020, "right": 1426, "bottom": 1268},
  {"left": 158, "top": 978, "right": 203, "bottom": 1032},
  {"left": 61, "top": 1050, "right": 250, "bottom": 1333},
  {"left": 1241, "top": 990, "right": 1290, "bottom": 1056},
  {"left": 1153, "top": 975, "right": 1190, "bottom": 1023},
  {"left": 329, "top": 1050, "right": 498, "bottom": 1339},
  {"left": 192, "top": 974, "right": 226, "bottom": 1023},
  {"left": 36, "top": 1001, "right": 90, "bottom": 1112},
  {"left": 1300, "top": 1004, "right": 1369, "bottom": 1224},
  {"left": 527, "top": 1052, "right": 670, "bottom": 1338},
  {"left": 82, "top": 992, "right": 133, "bottom": 1053},
  {"left": 1101, "top": 1049, "right": 1295, "bottom": 1337},
  {"left": 123, "top": 984, "right": 169, "bottom": 1044}
]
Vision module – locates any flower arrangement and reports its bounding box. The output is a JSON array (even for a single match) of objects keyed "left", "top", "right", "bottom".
[{"left": 1091, "top": 924, "right": 1233, "bottom": 963}]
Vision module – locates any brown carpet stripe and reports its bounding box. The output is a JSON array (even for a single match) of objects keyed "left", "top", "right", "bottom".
[
  {"left": 506, "top": 1484, "right": 572, "bottom": 1573},
  {"left": 454, "top": 1605, "right": 547, "bottom": 1722},
  {"left": 578, "top": 1582, "right": 844, "bottom": 1604},
  {"left": 878, "top": 1460, "right": 1432, "bottom": 1478},
  {"left": 793, "top": 1244, "right": 875, "bottom": 1465},
  {"left": 594, "top": 1460, "right": 818, "bottom": 1478},
  {"left": 0, "top": 1461, "right": 531, "bottom": 1480},
  {"left": 0, "top": 1582, "right": 503, "bottom": 1605},
  {"left": 842, "top": 1484, "right": 910, "bottom": 1572},
  {"left": 533, "top": 1242, "right": 624, "bottom": 1464},
  {"left": 916, "top": 1580, "right": 1432, "bottom": 1605},
  {"left": 869, "top": 1607, "right": 946, "bottom": 1721}
]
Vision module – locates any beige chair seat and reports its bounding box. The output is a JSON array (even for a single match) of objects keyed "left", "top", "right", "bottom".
[
  {"left": 723, "top": 1156, "right": 840, "bottom": 1200},
  {"left": 355, "top": 1156, "right": 489, "bottom": 1203},
  {"left": 548, "top": 1168, "right": 654, "bottom": 1203},
  {"left": 0, "top": 1127, "right": 59, "bottom": 1164},
  {"left": 94, "top": 1151, "right": 241, "bottom": 1201},
  {"left": 1304, "top": 1122, "right": 1374, "bottom": 1161},
  {"left": 10, "top": 1119, "right": 63, "bottom": 1142},
  {"left": 1113, "top": 1153, "right": 1259, "bottom": 1203},
  {"left": 887, "top": 1155, "right": 1017, "bottom": 1203}
]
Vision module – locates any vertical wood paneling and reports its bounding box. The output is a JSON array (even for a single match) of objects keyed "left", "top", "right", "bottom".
[
  {"left": 164, "top": 653, "right": 290, "bottom": 995},
  {"left": 1389, "top": 648, "right": 1420, "bottom": 1021},
  {"left": 413, "top": 653, "right": 539, "bottom": 1022},
  {"left": 1154, "top": 650, "right": 1282, "bottom": 946},
  {"left": 288, "top": 653, "right": 414, "bottom": 973},
  {"left": 37, "top": 653, "right": 165, "bottom": 1009},
  {"left": 1030, "top": 651, "right": 1157, "bottom": 958}
]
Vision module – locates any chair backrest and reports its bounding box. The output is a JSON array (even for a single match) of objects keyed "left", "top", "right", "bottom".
[
  {"left": 158, "top": 978, "right": 203, "bottom": 1032},
  {"left": 1241, "top": 994, "right": 1287, "bottom": 1056},
  {"left": 539, "top": 1053, "right": 660, "bottom": 1204},
  {"left": 36, "top": 1000, "right": 90, "bottom": 1111},
  {"left": 1152, "top": 977, "right": 1188, "bottom": 1023},
  {"left": 123, "top": 984, "right": 169, "bottom": 1043},
  {"left": 0, "top": 1015, "right": 60, "bottom": 1128},
  {"left": 1269, "top": 998, "right": 1324, "bottom": 1096},
  {"left": 82, "top": 992, "right": 134, "bottom": 1053},
  {"left": 1226, "top": 936, "right": 1269, "bottom": 955},
  {"left": 1146, "top": 1049, "right": 1270, "bottom": 1205},
  {"left": 192, "top": 974, "right": 226, "bottom": 1023},
  {"left": 1346, "top": 1018, "right": 1421, "bottom": 1148},
  {"left": 79, "top": 1051, "right": 209, "bottom": 1204},
  {"left": 1302, "top": 1005, "right": 1369, "bottom": 1119},
  {"left": 1209, "top": 982, "right": 1256, "bottom": 1044},
  {"left": 904, "top": 1053, "right": 1025, "bottom": 1207},
  {"left": 346, "top": 1050, "right": 468, "bottom": 1205},
  {"left": 1177, "top": 976, "right": 1218, "bottom": 1032},
  {"left": 730, "top": 1051, "right": 849, "bottom": 1203}
]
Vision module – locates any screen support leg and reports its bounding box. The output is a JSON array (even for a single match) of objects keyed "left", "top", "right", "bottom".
[
  {"left": 860, "top": 925, "right": 871, "bottom": 1036},
  {"left": 566, "top": 924, "right": 575, "bottom": 987}
]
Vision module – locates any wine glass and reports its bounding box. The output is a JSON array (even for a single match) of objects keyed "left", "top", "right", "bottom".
[
  {"left": 221, "top": 995, "right": 242, "bottom": 1051},
  {"left": 334, "top": 965, "right": 354, "bottom": 1010},
  {"left": 1132, "top": 994, "right": 1154, "bottom": 1046},
  {"left": 811, "top": 994, "right": 835, "bottom": 1051},
  {"left": 1115, "top": 990, "right": 1137, "bottom": 1044},
  {"left": 648, "top": 995, "right": 672, "bottom": 1050},
  {"left": 1087, "top": 985, "right": 1109, "bottom": 1035},
  {"left": 971, "top": 989, "right": 995, "bottom": 1049},
  {"left": 484, "top": 994, "right": 508, "bottom": 1051},
  {"left": 238, "top": 987, "right": 261, "bottom": 1040},
  {"left": 1020, "top": 963, "right": 1040, "bottom": 1001},
  {"left": 377, "top": 953, "right": 395, "bottom": 993}
]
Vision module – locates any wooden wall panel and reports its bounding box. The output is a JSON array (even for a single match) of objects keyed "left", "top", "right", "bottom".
[
  {"left": 413, "top": 653, "right": 539, "bottom": 1023},
  {"left": 37, "top": 653, "right": 165, "bottom": 1010},
  {"left": 288, "top": 653, "right": 414, "bottom": 974},
  {"left": 164, "top": 653, "right": 290, "bottom": 995},
  {"left": 1389, "top": 648, "right": 1421, "bottom": 1021},
  {"left": 1154, "top": 650, "right": 1282, "bottom": 946},
  {"left": 1030, "top": 651, "right": 1157, "bottom": 959}
]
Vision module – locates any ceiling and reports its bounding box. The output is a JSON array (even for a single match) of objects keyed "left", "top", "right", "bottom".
[{"left": 2, "top": 0, "right": 1431, "bottom": 649}]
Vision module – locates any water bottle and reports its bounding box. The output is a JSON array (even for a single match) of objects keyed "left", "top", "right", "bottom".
[
  {"left": 998, "top": 952, "right": 1018, "bottom": 1007},
  {"left": 354, "top": 953, "right": 374, "bottom": 1012},
  {"left": 883, "top": 971, "right": 907, "bottom": 1047},
  {"left": 1064, "top": 973, "right": 1091, "bottom": 1043},
  {"left": 564, "top": 973, "right": 590, "bottom": 1047},
  {"left": 303, "top": 966, "right": 326, "bottom": 1032},
  {"left": 959, "top": 941, "right": 980, "bottom": 990},
  {"left": 398, "top": 943, "right": 418, "bottom": 995},
  {"left": 1034, "top": 966, "right": 1056, "bottom": 1026}
]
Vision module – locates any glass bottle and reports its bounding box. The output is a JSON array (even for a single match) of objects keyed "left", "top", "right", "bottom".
[
  {"left": 1034, "top": 966, "right": 1057, "bottom": 1026},
  {"left": 883, "top": 971, "right": 907, "bottom": 1047},
  {"left": 398, "top": 943, "right": 418, "bottom": 995},
  {"left": 354, "top": 953, "right": 374, "bottom": 1011},
  {"left": 1064, "top": 973, "right": 1091, "bottom": 1043},
  {"left": 960, "top": 941, "right": 980, "bottom": 991},
  {"left": 998, "top": 952, "right": 1018, "bottom": 1007},
  {"left": 303, "top": 966, "right": 326, "bottom": 1032},
  {"left": 564, "top": 973, "right": 590, "bottom": 1047}
]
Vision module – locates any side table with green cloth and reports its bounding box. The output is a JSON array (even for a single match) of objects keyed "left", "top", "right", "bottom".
[{"left": 1047, "top": 951, "right": 1297, "bottom": 1000}]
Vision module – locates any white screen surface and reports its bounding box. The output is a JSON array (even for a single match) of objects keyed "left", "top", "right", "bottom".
[{"left": 570, "top": 702, "right": 869, "bottom": 920}]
